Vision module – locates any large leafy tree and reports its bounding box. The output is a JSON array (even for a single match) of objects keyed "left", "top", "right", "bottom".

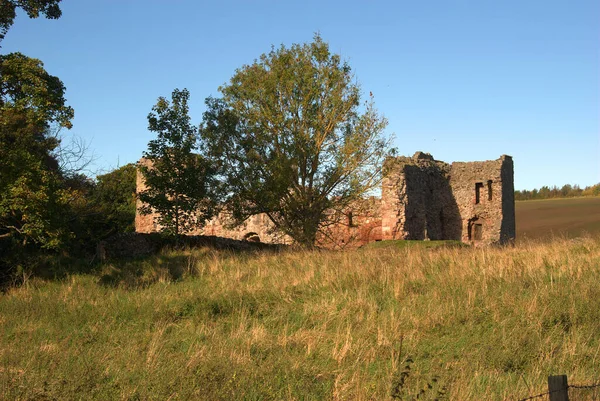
[
  {"left": 0, "top": 52, "right": 74, "bottom": 249},
  {"left": 0, "top": 0, "right": 62, "bottom": 44},
  {"left": 0, "top": 0, "right": 74, "bottom": 283},
  {"left": 200, "top": 35, "right": 392, "bottom": 247},
  {"left": 139, "top": 89, "right": 219, "bottom": 237}
]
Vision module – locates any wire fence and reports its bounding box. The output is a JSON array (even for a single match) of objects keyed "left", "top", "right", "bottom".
[
  {"left": 568, "top": 383, "right": 600, "bottom": 401},
  {"left": 517, "top": 377, "right": 600, "bottom": 401}
]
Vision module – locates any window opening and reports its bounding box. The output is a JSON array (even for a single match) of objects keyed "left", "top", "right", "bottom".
[
  {"left": 475, "top": 182, "right": 484, "bottom": 204},
  {"left": 487, "top": 180, "right": 493, "bottom": 201}
]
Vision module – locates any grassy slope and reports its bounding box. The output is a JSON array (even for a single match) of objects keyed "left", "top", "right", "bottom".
[
  {"left": 363, "top": 240, "right": 466, "bottom": 250},
  {"left": 2, "top": 238, "right": 600, "bottom": 400},
  {"left": 516, "top": 197, "right": 600, "bottom": 241}
]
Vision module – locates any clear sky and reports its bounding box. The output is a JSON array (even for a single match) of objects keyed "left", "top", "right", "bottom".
[{"left": 3, "top": 0, "right": 598, "bottom": 190}]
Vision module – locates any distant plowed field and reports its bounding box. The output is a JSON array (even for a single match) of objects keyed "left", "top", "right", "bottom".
[{"left": 516, "top": 197, "right": 600, "bottom": 241}]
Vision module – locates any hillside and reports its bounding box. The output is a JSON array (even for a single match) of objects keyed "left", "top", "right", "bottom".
[
  {"left": 2, "top": 237, "right": 600, "bottom": 400},
  {"left": 516, "top": 197, "right": 600, "bottom": 241}
]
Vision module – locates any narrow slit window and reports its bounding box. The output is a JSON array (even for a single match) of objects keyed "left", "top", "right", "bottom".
[
  {"left": 475, "top": 182, "right": 484, "bottom": 204},
  {"left": 347, "top": 211, "right": 354, "bottom": 227},
  {"left": 487, "top": 180, "right": 493, "bottom": 201}
]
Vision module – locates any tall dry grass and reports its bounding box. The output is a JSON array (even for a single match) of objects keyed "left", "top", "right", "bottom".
[{"left": 1, "top": 236, "right": 600, "bottom": 400}]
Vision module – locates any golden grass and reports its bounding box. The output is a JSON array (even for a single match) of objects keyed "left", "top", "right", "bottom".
[{"left": 1, "top": 236, "right": 600, "bottom": 400}]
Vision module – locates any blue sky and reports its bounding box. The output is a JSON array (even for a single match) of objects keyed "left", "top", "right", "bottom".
[{"left": 3, "top": 0, "right": 598, "bottom": 190}]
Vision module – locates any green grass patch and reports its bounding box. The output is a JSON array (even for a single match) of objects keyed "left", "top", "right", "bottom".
[
  {"left": 1, "top": 238, "right": 600, "bottom": 399},
  {"left": 363, "top": 239, "right": 467, "bottom": 250}
]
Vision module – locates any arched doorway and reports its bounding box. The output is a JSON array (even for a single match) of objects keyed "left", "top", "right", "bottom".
[
  {"left": 243, "top": 232, "right": 261, "bottom": 243},
  {"left": 468, "top": 217, "right": 484, "bottom": 241}
]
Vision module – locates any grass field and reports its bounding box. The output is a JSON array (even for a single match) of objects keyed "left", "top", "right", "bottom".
[
  {"left": 516, "top": 197, "right": 600, "bottom": 241},
  {"left": 2, "top": 236, "right": 600, "bottom": 400}
]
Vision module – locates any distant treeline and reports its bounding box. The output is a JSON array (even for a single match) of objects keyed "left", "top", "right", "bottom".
[{"left": 515, "top": 183, "right": 600, "bottom": 201}]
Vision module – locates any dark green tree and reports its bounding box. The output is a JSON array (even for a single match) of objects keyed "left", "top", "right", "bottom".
[
  {"left": 0, "top": 52, "right": 75, "bottom": 281},
  {"left": 0, "top": 52, "right": 74, "bottom": 249},
  {"left": 0, "top": 0, "right": 62, "bottom": 44},
  {"left": 93, "top": 164, "right": 137, "bottom": 235},
  {"left": 139, "top": 89, "right": 219, "bottom": 237},
  {"left": 0, "top": 0, "right": 74, "bottom": 283},
  {"left": 64, "top": 165, "right": 137, "bottom": 251},
  {"left": 200, "top": 35, "right": 392, "bottom": 247}
]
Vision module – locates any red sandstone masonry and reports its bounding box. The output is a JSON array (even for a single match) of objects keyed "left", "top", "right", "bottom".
[
  {"left": 135, "top": 152, "right": 515, "bottom": 247},
  {"left": 135, "top": 159, "right": 292, "bottom": 244}
]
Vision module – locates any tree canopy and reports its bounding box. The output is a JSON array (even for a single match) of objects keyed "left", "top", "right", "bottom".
[
  {"left": 0, "top": 52, "right": 74, "bottom": 128},
  {"left": 201, "top": 35, "right": 392, "bottom": 247},
  {"left": 139, "top": 89, "right": 219, "bottom": 236},
  {"left": 0, "top": 0, "right": 62, "bottom": 44},
  {"left": 514, "top": 183, "right": 600, "bottom": 201},
  {"left": 0, "top": 52, "right": 74, "bottom": 250},
  {"left": 94, "top": 164, "right": 137, "bottom": 235}
]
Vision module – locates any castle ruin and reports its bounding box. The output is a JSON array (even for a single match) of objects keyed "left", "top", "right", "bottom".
[
  {"left": 135, "top": 152, "right": 515, "bottom": 247},
  {"left": 381, "top": 152, "right": 515, "bottom": 244}
]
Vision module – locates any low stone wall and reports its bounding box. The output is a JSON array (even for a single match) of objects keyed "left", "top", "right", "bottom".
[
  {"left": 135, "top": 159, "right": 292, "bottom": 245},
  {"left": 96, "top": 232, "right": 285, "bottom": 261},
  {"left": 317, "top": 197, "right": 382, "bottom": 249}
]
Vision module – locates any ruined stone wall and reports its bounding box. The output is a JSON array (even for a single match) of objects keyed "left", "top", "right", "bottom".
[
  {"left": 138, "top": 200, "right": 293, "bottom": 244},
  {"left": 449, "top": 155, "right": 515, "bottom": 245},
  {"left": 136, "top": 152, "right": 515, "bottom": 247},
  {"left": 381, "top": 152, "right": 460, "bottom": 241},
  {"left": 135, "top": 158, "right": 156, "bottom": 233},
  {"left": 316, "top": 197, "right": 382, "bottom": 249},
  {"left": 381, "top": 152, "right": 515, "bottom": 245},
  {"left": 135, "top": 158, "right": 379, "bottom": 247},
  {"left": 135, "top": 159, "right": 292, "bottom": 244},
  {"left": 201, "top": 213, "right": 292, "bottom": 244}
]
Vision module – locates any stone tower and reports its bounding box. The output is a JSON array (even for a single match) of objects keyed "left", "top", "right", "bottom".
[{"left": 381, "top": 152, "right": 515, "bottom": 245}]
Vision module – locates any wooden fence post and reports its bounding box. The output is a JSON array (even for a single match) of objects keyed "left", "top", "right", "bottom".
[{"left": 548, "top": 375, "right": 569, "bottom": 401}]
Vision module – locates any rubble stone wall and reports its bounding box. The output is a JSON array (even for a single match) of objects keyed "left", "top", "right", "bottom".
[
  {"left": 135, "top": 152, "right": 515, "bottom": 247},
  {"left": 381, "top": 152, "right": 515, "bottom": 245},
  {"left": 381, "top": 152, "right": 461, "bottom": 241},
  {"left": 135, "top": 160, "right": 292, "bottom": 244},
  {"left": 448, "top": 155, "right": 515, "bottom": 244},
  {"left": 134, "top": 159, "right": 379, "bottom": 247},
  {"left": 316, "top": 197, "right": 382, "bottom": 249}
]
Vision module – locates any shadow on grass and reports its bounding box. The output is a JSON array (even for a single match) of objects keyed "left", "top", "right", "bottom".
[
  {"left": 0, "top": 250, "right": 103, "bottom": 292},
  {"left": 97, "top": 254, "right": 192, "bottom": 289},
  {"left": 96, "top": 234, "right": 289, "bottom": 290},
  {"left": 1, "top": 232, "right": 288, "bottom": 291}
]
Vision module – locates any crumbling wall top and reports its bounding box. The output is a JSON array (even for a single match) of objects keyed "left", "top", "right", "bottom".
[{"left": 384, "top": 152, "right": 448, "bottom": 172}]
